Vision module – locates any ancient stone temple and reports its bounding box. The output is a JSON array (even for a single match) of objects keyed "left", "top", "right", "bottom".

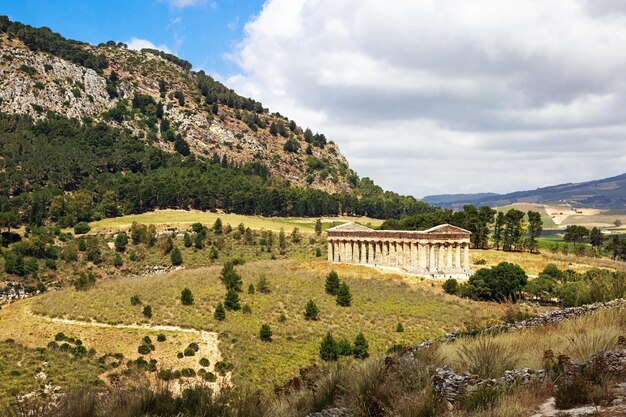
[{"left": 326, "top": 223, "right": 472, "bottom": 277}]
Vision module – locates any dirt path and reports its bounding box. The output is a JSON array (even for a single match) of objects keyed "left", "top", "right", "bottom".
[{"left": 35, "top": 313, "right": 230, "bottom": 391}]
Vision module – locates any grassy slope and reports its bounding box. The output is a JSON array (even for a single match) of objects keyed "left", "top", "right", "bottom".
[
  {"left": 88, "top": 210, "right": 384, "bottom": 233},
  {"left": 29, "top": 260, "right": 504, "bottom": 388}
]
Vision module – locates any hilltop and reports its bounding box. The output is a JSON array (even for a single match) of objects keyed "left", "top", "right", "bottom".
[{"left": 423, "top": 172, "right": 626, "bottom": 210}]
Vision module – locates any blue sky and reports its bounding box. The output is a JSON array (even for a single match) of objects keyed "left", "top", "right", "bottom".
[{"left": 0, "top": 0, "right": 265, "bottom": 76}]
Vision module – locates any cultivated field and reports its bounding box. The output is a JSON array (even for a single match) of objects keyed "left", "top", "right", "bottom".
[{"left": 88, "top": 210, "right": 384, "bottom": 234}]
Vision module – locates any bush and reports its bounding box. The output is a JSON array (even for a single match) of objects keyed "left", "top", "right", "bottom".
[
  {"left": 336, "top": 282, "right": 352, "bottom": 307},
  {"left": 199, "top": 357, "right": 210, "bottom": 367},
  {"left": 465, "top": 262, "right": 527, "bottom": 302},
  {"left": 183, "top": 347, "right": 195, "bottom": 356},
  {"left": 336, "top": 338, "right": 352, "bottom": 356},
  {"left": 442, "top": 278, "right": 458, "bottom": 295},
  {"left": 325, "top": 271, "right": 340, "bottom": 295},
  {"left": 157, "top": 334, "right": 166, "bottom": 342},
  {"left": 248, "top": 283, "right": 255, "bottom": 294},
  {"left": 304, "top": 299, "right": 319, "bottom": 320},
  {"left": 74, "top": 222, "right": 90, "bottom": 235},
  {"left": 113, "top": 253, "right": 123, "bottom": 267},
  {"left": 114, "top": 232, "right": 128, "bottom": 252},
  {"left": 73, "top": 272, "right": 96, "bottom": 291},
  {"left": 259, "top": 324, "right": 272, "bottom": 342},
  {"left": 242, "top": 304, "right": 252, "bottom": 315},
  {"left": 396, "top": 323, "right": 404, "bottom": 332},
  {"left": 220, "top": 262, "right": 242, "bottom": 292},
  {"left": 256, "top": 276, "right": 270, "bottom": 293},
  {"left": 142, "top": 305, "right": 152, "bottom": 319},
  {"left": 138, "top": 344, "right": 152, "bottom": 355},
  {"left": 170, "top": 247, "right": 183, "bottom": 266},
  {"left": 181, "top": 288, "right": 194, "bottom": 305},
  {"left": 320, "top": 332, "right": 338, "bottom": 361},
  {"left": 130, "top": 295, "right": 141, "bottom": 306},
  {"left": 214, "top": 302, "right": 226, "bottom": 320}
]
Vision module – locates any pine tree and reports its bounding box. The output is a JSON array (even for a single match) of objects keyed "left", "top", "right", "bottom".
[
  {"left": 325, "top": 271, "right": 340, "bottom": 295},
  {"left": 220, "top": 262, "right": 243, "bottom": 292},
  {"left": 224, "top": 289, "right": 241, "bottom": 310},
  {"left": 170, "top": 247, "right": 183, "bottom": 266},
  {"left": 315, "top": 219, "right": 322, "bottom": 236},
  {"left": 213, "top": 218, "right": 223, "bottom": 234},
  {"left": 304, "top": 300, "right": 319, "bottom": 320},
  {"left": 114, "top": 232, "right": 128, "bottom": 252},
  {"left": 259, "top": 324, "right": 272, "bottom": 342},
  {"left": 183, "top": 233, "right": 192, "bottom": 248},
  {"left": 336, "top": 282, "right": 352, "bottom": 307},
  {"left": 181, "top": 288, "right": 194, "bottom": 305},
  {"left": 319, "top": 332, "right": 338, "bottom": 361},
  {"left": 353, "top": 333, "right": 369, "bottom": 359},
  {"left": 113, "top": 253, "right": 123, "bottom": 267},
  {"left": 336, "top": 338, "right": 352, "bottom": 356},
  {"left": 278, "top": 228, "right": 286, "bottom": 254},
  {"left": 214, "top": 303, "right": 226, "bottom": 320}
]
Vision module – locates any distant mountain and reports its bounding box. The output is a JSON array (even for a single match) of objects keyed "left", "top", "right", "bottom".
[
  {"left": 422, "top": 193, "right": 500, "bottom": 205},
  {"left": 423, "top": 173, "right": 626, "bottom": 210}
]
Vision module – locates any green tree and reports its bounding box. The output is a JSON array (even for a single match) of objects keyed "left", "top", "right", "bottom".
[
  {"left": 304, "top": 300, "right": 319, "bottom": 320},
  {"left": 259, "top": 324, "right": 272, "bottom": 342},
  {"left": 113, "top": 253, "right": 123, "bottom": 267},
  {"left": 224, "top": 289, "right": 241, "bottom": 310},
  {"left": 503, "top": 209, "right": 525, "bottom": 251},
  {"left": 442, "top": 278, "right": 458, "bottom": 295},
  {"left": 170, "top": 247, "right": 183, "bottom": 265},
  {"left": 352, "top": 333, "right": 369, "bottom": 359},
  {"left": 213, "top": 218, "right": 223, "bottom": 234},
  {"left": 325, "top": 270, "right": 340, "bottom": 295},
  {"left": 183, "top": 233, "right": 192, "bottom": 248},
  {"left": 493, "top": 212, "right": 505, "bottom": 250},
  {"left": 465, "top": 262, "right": 528, "bottom": 302},
  {"left": 214, "top": 303, "right": 226, "bottom": 320},
  {"left": 315, "top": 219, "right": 322, "bottom": 236},
  {"left": 319, "top": 332, "right": 338, "bottom": 361},
  {"left": 180, "top": 288, "right": 194, "bottom": 305},
  {"left": 291, "top": 227, "right": 302, "bottom": 243},
  {"left": 278, "top": 228, "right": 286, "bottom": 254},
  {"left": 526, "top": 211, "right": 543, "bottom": 253},
  {"left": 589, "top": 227, "right": 605, "bottom": 248},
  {"left": 220, "top": 262, "right": 243, "bottom": 292},
  {"left": 336, "top": 282, "right": 352, "bottom": 306},
  {"left": 74, "top": 222, "right": 90, "bottom": 235},
  {"left": 114, "top": 232, "right": 128, "bottom": 252},
  {"left": 563, "top": 225, "right": 589, "bottom": 245},
  {"left": 142, "top": 305, "right": 152, "bottom": 318}
]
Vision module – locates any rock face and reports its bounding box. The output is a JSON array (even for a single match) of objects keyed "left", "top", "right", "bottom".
[{"left": 0, "top": 33, "right": 354, "bottom": 194}]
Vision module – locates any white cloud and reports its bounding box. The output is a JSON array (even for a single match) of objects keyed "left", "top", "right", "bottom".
[
  {"left": 228, "top": 0, "right": 626, "bottom": 197},
  {"left": 165, "top": 0, "right": 205, "bottom": 8},
  {"left": 125, "top": 37, "right": 173, "bottom": 54}
]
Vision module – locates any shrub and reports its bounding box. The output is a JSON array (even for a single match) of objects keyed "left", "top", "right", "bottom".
[
  {"left": 248, "top": 283, "right": 255, "bottom": 294},
  {"left": 336, "top": 338, "right": 352, "bottom": 356},
  {"left": 442, "top": 278, "right": 458, "bottom": 295},
  {"left": 320, "top": 332, "right": 338, "bottom": 361},
  {"left": 220, "top": 262, "right": 243, "bottom": 292},
  {"left": 73, "top": 272, "right": 96, "bottom": 291},
  {"left": 183, "top": 347, "right": 195, "bottom": 356},
  {"left": 177, "top": 352, "right": 184, "bottom": 359},
  {"left": 73, "top": 222, "right": 90, "bottom": 235},
  {"left": 325, "top": 271, "right": 340, "bottom": 295},
  {"left": 199, "top": 357, "right": 210, "bottom": 367},
  {"left": 215, "top": 360, "right": 233, "bottom": 376},
  {"left": 259, "top": 324, "right": 272, "bottom": 342},
  {"left": 113, "top": 253, "right": 123, "bottom": 267},
  {"left": 181, "top": 288, "right": 194, "bottom": 305},
  {"left": 278, "top": 313, "right": 287, "bottom": 323},
  {"left": 336, "top": 282, "right": 352, "bottom": 307},
  {"left": 224, "top": 289, "right": 240, "bottom": 310},
  {"left": 114, "top": 232, "right": 128, "bottom": 252},
  {"left": 183, "top": 233, "right": 192, "bottom": 248},
  {"left": 465, "top": 262, "right": 527, "bottom": 302},
  {"left": 170, "top": 247, "right": 183, "bottom": 266},
  {"left": 214, "top": 302, "right": 226, "bottom": 320},
  {"left": 353, "top": 333, "right": 369, "bottom": 359},
  {"left": 138, "top": 344, "right": 151, "bottom": 355},
  {"left": 142, "top": 305, "right": 152, "bottom": 318},
  {"left": 130, "top": 295, "right": 141, "bottom": 306},
  {"left": 396, "top": 323, "right": 404, "bottom": 332},
  {"left": 304, "top": 299, "right": 319, "bottom": 320},
  {"left": 157, "top": 334, "right": 166, "bottom": 342},
  {"left": 256, "top": 275, "right": 270, "bottom": 293},
  {"left": 242, "top": 304, "right": 252, "bottom": 315}
]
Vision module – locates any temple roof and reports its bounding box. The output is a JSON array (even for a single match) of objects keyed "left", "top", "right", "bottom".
[
  {"left": 423, "top": 224, "right": 471, "bottom": 234},
  {"left": 326, "top": 222, "right": 374, "bottom": 232}
]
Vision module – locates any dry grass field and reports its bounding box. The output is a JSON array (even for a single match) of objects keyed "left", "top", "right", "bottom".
[
  {"left": 88, "top": 210, "right": 384, "bottom": 234},
  {"left": 27, "top": 260, "right": 505, "bottom": 388}
]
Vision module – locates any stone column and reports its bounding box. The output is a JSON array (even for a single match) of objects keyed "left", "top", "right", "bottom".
[
  {"left": 357, "top": 241, "right": 362, "bottom": 263},
  {"left": 447, "top": 243, "right": 453, "bottom": 269},
  {"left": 438, "top": 243, "right": 445, "bottom": 272},
  {"left": 419, "top": 243, "right": 427, "bottom": 269},
  {"left": 327, "top": 241, "right": 333, "bottom": 262},
  {"left": 455, "top": 243, "right": 461, "bottom": 269},
  {"left": 463, "top": 243, "right": 470, "bottom": 270},
  {"left": 404, "top": 241, "right": 410, "bottom": 269},
  {"left": 381, "top": 241, "right": 387, "bottom": 265},
  {"left": 429, "top": 243, "right": 436, "bottom": 271},
  {"left": 368, "top": 241, "right": 374, "bottom": 264}
]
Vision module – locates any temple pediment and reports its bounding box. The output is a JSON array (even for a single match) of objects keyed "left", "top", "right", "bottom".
[
  {"left": 326, "top": 222, "right": 374, "bottom": 232},
  {"left": 423, "top": 224, "right": 471, "bottom": 235}
]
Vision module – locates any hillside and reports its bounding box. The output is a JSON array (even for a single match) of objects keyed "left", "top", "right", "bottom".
[
  {"left": 424, "top": 172, "right": 626, "bottom": 210},
  {"left": 0, "top": 17, "right": 350, "bottom": 193}
]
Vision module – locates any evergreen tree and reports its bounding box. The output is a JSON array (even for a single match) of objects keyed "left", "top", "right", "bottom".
[
  {"left": 278, "top": 228, "right": 286, "bottom": 254},
  {"left": 214, "top": 303, "right": 226, "bottom": 320},
  {"left": 304, "top": 299, "right": 319, "bottom": 320},
  {"left": 527, "top": 211, "right": 543, "bottom": 253},
  {"left": 396, "top": 323, "right": 404, "bottom": 332},
  {"left": 325, "top": 271, "right": 340, "bottom": 295},
  {"left": 213, "top": 218, "right": 223, "bottom": 234},
  {"left": 143, "top": 305, "right": 152, "bottom": 318},
  {"left": 220, "top": 262, "right": 243, "bottom": 292},
  {"left": 589, "top": 227, "right": 605, "bottom": 248},
  {"left": 248, "top": 283, "right": 255, "bottom": 294},
  {"left": 180, "top": 288, "right": 194, "bottom": 305},
  {"left": 336, "top": 282, "right": 352, "bottom": 307},
  {"left": 336, "top": 338, "right": 352, "bottom": 356},
  {"left": 315, "top": 219, "right": 322, "bottom": 236},
  {"left": 257, "top": 275, "right": 271, "bottom": 293},
  {"left": 170, "top": 247, "right": 183, "bottom": 266},
  {"left": 114, "top": 232, "right": 128, "bottom": 252},
  {"left": 259, "top": 324, "right": 272, "bottom": 342},
  {"left": 194, "top": 233, "right": 205, "bottom": 249},
  {"left": 224, "top": 289, "right": 241, "bottom": 310},
  {"left": 493, "top": 212, "right": 505, "bottom": 250},
  {"left": 113, "top": 253, "right": 123, "bottom": 267},
  {"left": 319, "top": 332, "right": 338, "bottom": 361},
  {"left": 353, "top": 333, "right": 369, "bottom": 359},
  {"left": 183, "top": 233, "right": 193, "bottom": 248}
]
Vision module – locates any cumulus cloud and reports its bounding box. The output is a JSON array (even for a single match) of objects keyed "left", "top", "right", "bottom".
[
  {"left": 126, "top": 37, "right": 173, "bottom": 53},
  {"left": 227, "top": 0, "right": 626, "bottom": 197}
]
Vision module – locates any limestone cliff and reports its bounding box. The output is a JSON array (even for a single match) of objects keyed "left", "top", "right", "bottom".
[{"left": 0, "top": 32, "right": 353, "bottom": 193}]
